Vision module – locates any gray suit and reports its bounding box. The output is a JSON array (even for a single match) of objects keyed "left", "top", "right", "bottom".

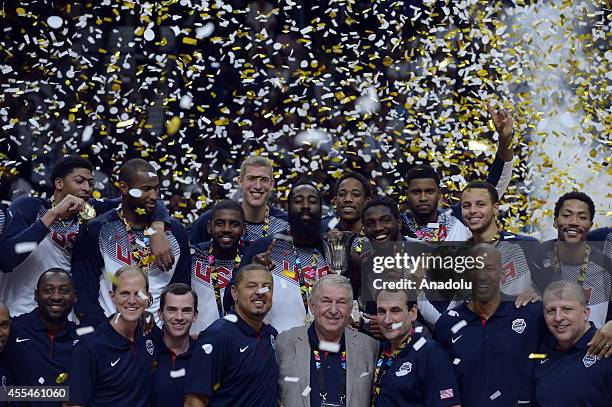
[{"left": 276, "top": 325, "right": 379, "bottom": 407}]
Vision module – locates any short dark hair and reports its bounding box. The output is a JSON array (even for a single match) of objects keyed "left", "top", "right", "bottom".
[
  {"left": 211, "top": 199, "right": 245, "bottom": 224},
  {"left": 119, "top": 158, "right": 156, "bottom": 185},
  {"left": 362, "top": 196, "right": 400, "bottom": 221},
  {"left": 160, "top": 283, "right": 198, "bottom": 313},
  {"left": 112, "top": 265, "right": 149, "bottom": 292},
  {"left": 51, "top": 156, "right": 93, "bottom": 183},
  {"left": 37, "top": 268, "right": 73, "bottom": 291},
  {"left": 333, "top": 171, "right": 372, "bottom": 198},
  {"left": 376, "top": 289, "right": 417, "bottom": 311},
  {"left": 462, "top": 180, "right": 499, "bottom": 203},
  {"left": 235, "top": 263, "right": 271, "bottom": 287},
  {"left": 405, "top": 164, "right": 440, "bottom": 188},
  {"left": 288, "top": 177, "right": 322, "bottom": 204},
  {"left": 554, "top": 191, "right": 595, "bottom": 222}
]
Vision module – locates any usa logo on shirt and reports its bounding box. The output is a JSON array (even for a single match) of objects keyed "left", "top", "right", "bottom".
[
  {"left": 512, "top": 318, "right": 526, "bottom": 334},
  {"left": 583, "top": 354, "right": 597, "bottom": 368},
  {"left": 146, "top": 339, "right": 154, "bottom": 356},
  {"left": 395, "top": 361, "right": 412, "bottom": 377}
]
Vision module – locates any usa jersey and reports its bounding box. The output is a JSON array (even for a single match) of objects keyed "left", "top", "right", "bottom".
[
  {"left": 190, "top": 241, "right": 242, "bottom": 334},
  {"left": 242, "top": 233, "right": 331, "bottom": 333},
  {"left": 0, "top": 197, "right": 121, "bottom": 317},
  {"left": 72, "top": 209, "right": 190, "bottom": 327}
]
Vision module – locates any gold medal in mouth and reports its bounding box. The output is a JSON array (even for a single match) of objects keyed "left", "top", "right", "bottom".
[{"left": 79, "top": 203, "right": 96, "bottom": 223}]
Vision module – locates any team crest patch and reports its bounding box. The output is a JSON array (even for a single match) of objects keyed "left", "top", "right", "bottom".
[
  {"left": 395, "top": 361, "right": 412, "bottom": 377},
  {"left": 512, "top": 318, "right": 526, "bottom": 334},
  {"left": 270, "top": 335, "right": 276, "bottom": 350},
  {"left": 146, "top": 339, "right": 154, "bottom": 356},
  {"left": 582, "top": 354, "right": 597, "bottom": 368}
]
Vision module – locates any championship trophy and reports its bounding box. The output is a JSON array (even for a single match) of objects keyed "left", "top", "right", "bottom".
[{"left": 322, "top": 230, "right": 356, "bottom": 275}]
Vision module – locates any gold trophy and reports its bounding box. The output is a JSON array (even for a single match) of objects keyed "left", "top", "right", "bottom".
[{"left": 322, "top": 230, "right": 356, "bottom": 275}]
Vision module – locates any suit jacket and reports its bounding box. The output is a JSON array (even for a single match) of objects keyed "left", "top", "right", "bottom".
[{"left": 276, "top": 325, "right": 379, "bottom": 407}]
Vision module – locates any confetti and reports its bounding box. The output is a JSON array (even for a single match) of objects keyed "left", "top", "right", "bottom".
[
  {"left": 319, "top": 341, "right": 341, "bottom": 353},
  {"left": 301, "top": 386, "right": 311, "bottom": 397},
  {"left": 15, "top": 242, "right": 38, "bottom": 254},
  {"left": 490, "top": 390, "right": 502, "bottom": 400},
  {"left": 38, "top": 377, "right": 45, "bottom": 385},
  {"left": 391, "top": 322, "right": 403, "bottom": 330},
  {"left": 56, "top": 373, "right": 68, "bottom": 384},
  {"left": 528, "top": 353, "right": 547, "bottom": 359},
  {"left": 451, "top": 320, "right": 468, "bottom": 334},
  {"left": 257, "top": 287, "right": 270, "bottom": 294},
  {"left": 137, "top": 291, "right": 149, "bottom": 301},
  {"left": 453, "top": 358, "right": 461, "bottom": 365},
  {"left": 114, "top": 313, "right": 121, "bottom": 324},
  {"left": 412, "top": 337, "right": 427, "bottom": 351},
  {"left": 223, "top": 314, "right": 238, "bottom": 323},
  {"left": 202, "top": 343, "right": 213, "bottom": 354},
  {"left": 47, "top": 16, "right": 64, "bottom": 29},
  {"left": 283, "top": 376, "right": 299, "bottom": 382},
  {"left": 76, "top": 326, "right": 95, "bottom": 336},
  {"left": 129, "top": 189, "right": 143, "bottom": 198},
  {"left": 170, "top": 368, "right": 186, "bottom": 378}
]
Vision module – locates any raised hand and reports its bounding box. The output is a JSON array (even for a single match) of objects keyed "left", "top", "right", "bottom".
[{"left": 253, "top": 239, "right": 277, "bottom": 271}]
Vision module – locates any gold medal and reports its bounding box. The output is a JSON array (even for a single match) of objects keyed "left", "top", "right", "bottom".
[{"left": 79, "top": 203, "right": 96, "bottom": 223}]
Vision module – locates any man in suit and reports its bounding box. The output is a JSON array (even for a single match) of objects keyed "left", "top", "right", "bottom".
[{"left": 276, "top": 274, "right": 378, "bottom": 407}]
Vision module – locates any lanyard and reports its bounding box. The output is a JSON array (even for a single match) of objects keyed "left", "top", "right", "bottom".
[
  {"left": 118, "top": 208, "right": 152, "bottom": 270},
  {"left": 207, "top": 246, "right": 241, "bottom": 317},
  {"left": 313, "top": 349, "right": 346, "bottom": 403},
  {"left": 291, "top": 240, "right": 319, "bottom": 311},
  {"left": 245, "top": 206, "right": 270, "bottom": 240},
  {"left": 409, "top": 216, "right": 448, "bottom": 241},
  {"left": 371, "top": 336, "right": 411, "bottom": 405}
]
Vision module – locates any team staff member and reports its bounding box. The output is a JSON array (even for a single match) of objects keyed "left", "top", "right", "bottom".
[
  {"left": 535, "top": 281, "right": 612, "bottom": 406},
  {"left": 373, "top": 289, "right": 460, "bottom": 407},
  {"left": 190, "top": 199, "right": 245, "bottom": 334},
  {"left": 0, "top": 302, "right": 10, "bottom": 407},
  {"left": 184, "top": 264, "right": 278, "bottom": 407},
  {"left": 276, "top": 274, "right": 378, "bottom": 407},
  {"left": 241, "top": 179, "right": 331, "bottom": 334},
  {"left": 1, "top": 269, "right": 77, "bottom": 407},
  {"left": 65, "top": 266, "right": 158, "bottom": 407},
  {"left": 72, "top": 158, "right": 190, "bottom": 327},
  {"left": 401, "top": 104, "right": 514, "bottom": 242},
  {"left": 188, "top": 156, "right": 288, "bottom": 244},
  {"left": 150, "top": 283, "right": 198, "bottom": 407},
  {"left": 0, "top": 156, "right": 173, "bottom": 317},
  {"left": 434, "top": 244, "right": 546, "bottom": 406}
]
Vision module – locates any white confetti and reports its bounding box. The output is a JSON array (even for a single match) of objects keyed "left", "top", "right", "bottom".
[
  {"left": 144, "top": 28, "right": 155, "bottom": 41},
  {"left": 359, "top": 371, "right": 370, "bottom": 378},
  {"left": 38, "top": 377, "right": 45, "bottom": 385},
  {"left": 453, "top": 358, "right": 461, "bottom": 365},
  {"left": 47, "top": 16, "right": 63, "bottom": 29},
  {"left": 414, "top": 326, "right": 424, "bottom": 333},
  {"left": 223, "top": 314, "right": 238, "bottom": 323},
  {"left": 129, "top": 189, "right": 143, "bottom": 198},
  {"left": 114, "top": 313, "right": 121, "bottom": 324},
  {"left": 137, "top": 290, "right": 149, "bottom": 301},
  {"left": 301, "top": 386, "right": 311, "bottom": 397},
  {"left": 144, "top": 227, "right": 157, "bottom": 236},
  {"left": 283, "top": 376, "right": 299, "bottom": 382},
  {"left": 257, "top": 287, "right": 270, "bottom": 294},
  {"left": 490, "top": 390, "right": 501, "bottom": 400},
  {"left": 76, "top": 326, "right": 95, "bottom": 336},
  {"left": 451, "top": 320, "right": 468, "bottom": 334},
  {"left": 15, "top": 242, "right": 38, "bottom": 254},
  {"left": 170, "top": 368, "right": 186, "bottom": 378},
  {"left": 391, "top": 322, "right": 403, "bottom": 329},
  {"left": 179, "top": 95, "right": 193, "bottom": 109},
  {"left": 202, "top": 343, "right": 213, "bottom": 354},
  {"left": 196, "top": 23, "right": 215, "bottom": 39},
  {"left": 412, "top": 337, "right": 427, "bottom": 351},
  {"left": 319, "top": 341, "right": 340, "bottom": 353}
]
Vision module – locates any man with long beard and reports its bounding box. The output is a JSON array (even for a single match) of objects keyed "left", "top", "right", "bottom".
[{"left": 241, "top": 178, "right": 331, "bottom": 334}]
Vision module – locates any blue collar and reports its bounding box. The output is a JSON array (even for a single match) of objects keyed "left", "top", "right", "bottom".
[
  {"left": 28, "top": 308, "right": 76, "bottom": 338},
  {"left": 233, "top": 311, "right": 273, "bottom": 337}
]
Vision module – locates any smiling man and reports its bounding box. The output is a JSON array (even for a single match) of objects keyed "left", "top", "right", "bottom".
[
  {"left": 0, "top": 156, "right": 174, "bottom": 318},
  {"left": 535, "top": 281, "right": 612, "bottom": 406},
  {"left": 540, "top": 191, "right": 611, "bottom": 328},
  {"left": 241, "top": 178, "right": 331, "bottom": 333},
  {"left": 190, "top": 199, "right": 246, "bottom": 334},
  {"left": 71, "top": 158, "right": 191, "bottom": 327},
  {"left": 65, "top": 266, "right": 158, "bottom": 407},
  {"left": 185, "top": 263, "right": 278, "bottom": 407},
  {"left": 188, "top": 156, "right": 288, "bottom": 244},
  {"left": 1, "top": 269, "right": 77, "bottom": 407},
  {"left": 150, "top": 283, "right": 198, "bottom": 407},
  {"left": 332, "top": 171, "right": 372, "bottom": 234},
  {"left": 276, "top": 274, "right": 378, "bottom": 407}
]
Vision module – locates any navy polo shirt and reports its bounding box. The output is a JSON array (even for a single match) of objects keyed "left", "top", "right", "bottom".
[
  {"left": 0, "top": 308, "right": 76, "bottom": 406},
  {"left": 374, "top": 334, "right": 461, "bottom": 407},
  {"left": 307, "top": 324, "right": 346, "bottom": 406},
  {"left": 150, "top": 335, "right": 195, "bottom": 407},
  {"left": 535, "top": 324, "right": 612, "bottom": 406},
  {"left": 434, "top": 298, "right": 547, "bottom": 406},
  {"left": 66, "top": 320, "right": 158, "bottom": 407},
  {"left": 184, "top": 312, "right": 278, "bottom": 406}
]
